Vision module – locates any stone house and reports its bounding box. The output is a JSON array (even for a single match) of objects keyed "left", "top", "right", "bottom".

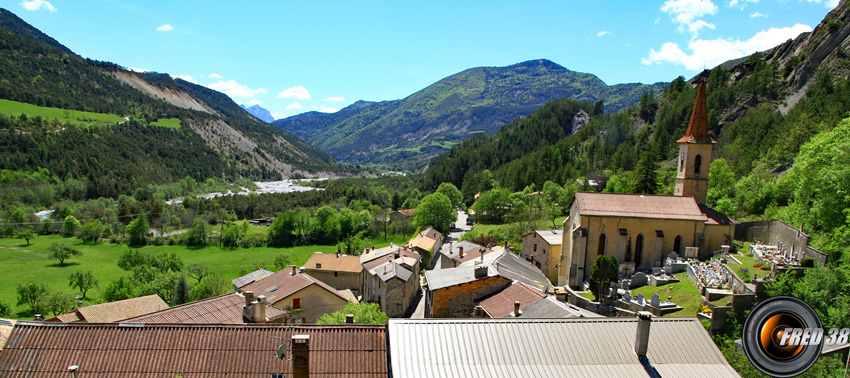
[
  {"left": 434, "top": 240, "right": 493, "bottom": 269},
  {"left": 407, "top": 226, "right": 442, "bottom": 269},
  {"left": 425, "top": 262, "right": 512, "bottom": 318},
  {"left": 360, "top": 245, "right": 421, "bottom": 318},
  {"left": 238, "top": 265, "right": 350, "bottom": 323},
  {"left": 389, "top": 208, "right": 416, "bottom": 222},
  {"left": 521, "top": 229, "right": 563, "bottom": 284},
  {"left": 302, "top": 251, "right": 363, "bottom": 296}
]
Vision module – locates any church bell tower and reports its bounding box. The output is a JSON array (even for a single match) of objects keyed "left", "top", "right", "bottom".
[{"left": 674, "top": 81, "right": 715, "bottom": 205}]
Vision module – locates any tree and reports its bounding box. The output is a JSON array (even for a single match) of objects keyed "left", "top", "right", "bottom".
[
  {"left": 68, "top": 270, "right": 98, "bottom": 299},
  {"left": 631, "top": 151, "right": 659, "bottom": 194},
  {"left": 39, "top": 291, "right": 77, "bottom": 316},
  {"left": 274, "top": 254, "right": 293, "bottom": 270},
  {"left": 102, "top": 277, "right": 135, "bottom": 302},
  {"left": 172, "top": 274, "right": 191, "bottom": 305},
  {"left": 126, "top": 215, "right": 149, "bottom": 246},
  {"left": 185, "top": 217, "right": 208, "bottom": 246},
  {"left": 0, "top": 299, "right": 12, "bottom": 317},
  {"left": 471, "top": 188, "right": 511, "bottom": 223},
  {"left": 436, "top": 182, "right": 464, "bottom": 210},
  {"left": 150, "top": 252, "right": 184, "bottom": 274},
  {"left": 118, "top": 249, "right": 149, "bottom": 270},
  {"left": 191, "top": 272, "right": 231, "bottom": 299},
  {"left": 589, "top": 255, "right": 618, "bottom": 301},
  {"left": 76, "top": 220, "right": 105, "bottom": 243},
  {"left": 48, "top": 243, "right": 81, "bottom": 266},
  {"left": 61, "top": 215, "right": 81, "bottom": 237},
  {"left": 267, "top": 211, "right": 297, "bottom": 247},
  {"left": 17, "top": 282, "right": 48, "bottom": 313},
  {"left": 15, "top": 228, "right": 34, "bottom": 246},
  {"left": 316, "top": 302, "right": 388, "bottom": 324},
  {"left": 413, "top": 192, "right": 456, "bottom": 233},
  {"left": 186, "top": 263, "right": 210, "bottom": 283}
]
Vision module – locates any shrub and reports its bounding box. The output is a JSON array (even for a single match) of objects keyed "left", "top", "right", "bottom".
[{"left": 800, "top": 258, "right": 815, "bottom": 268}]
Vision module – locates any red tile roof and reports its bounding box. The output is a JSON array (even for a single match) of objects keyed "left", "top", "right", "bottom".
[
  {"left": 304, "top": 252, "right": 363, "bottom": 273},
  {"left": 477, "top": 281, "right": 546, "bottom": 318},
  {"left": 123, "top": 292, "right": 289, "bottom": 324},
  {"left": 47, "top": 294, "right": 168, "bottom": 323},
  {"left": 572, "top": 192, "right": 708, "bottom": 221},
  {"left": 239, "top": 267, "right": 349, "bottom": 304},
  {"left": 0, "top": 322, "right": 388, "bottom": 378},
  {"left": 677, "top": 82, "right": 714, "bottom": 144}
]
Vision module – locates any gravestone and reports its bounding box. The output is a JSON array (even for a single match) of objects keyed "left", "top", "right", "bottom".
[
  {"left": 636, "top": 293, "right": 644, "bottom": 305},
  {"left": 651, "top": 293, "right": 661, "bottom": 308},
  {"left": 631, "top": 272, "right": 648, "bottom": 287},
  {"left": 624, "top": 290, "right": 631, "bottom": 302},
  {"left": 652, "top": 267, "right": 662, "bottom": 276},
  {"left": 669, "top": 252, "right": 679, "bottom": 261}
]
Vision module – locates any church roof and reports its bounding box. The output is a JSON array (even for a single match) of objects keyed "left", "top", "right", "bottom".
[
  {"left": 572, "top": 192, "right": 709, "bottom": 221},
  {"left": 677, "top": 82, "right": 715, "bottom": 144}
]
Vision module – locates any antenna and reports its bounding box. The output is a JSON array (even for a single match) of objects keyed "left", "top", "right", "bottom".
[{"left": 275, "top": 343, "right": 288, "bottom": 360}]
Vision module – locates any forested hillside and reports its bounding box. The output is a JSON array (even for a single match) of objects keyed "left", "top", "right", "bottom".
[{"left": 274, "top": 59, "right": 665, "bottom": 169}]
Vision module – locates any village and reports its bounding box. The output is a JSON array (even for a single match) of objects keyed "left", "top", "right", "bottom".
[{"left": 0, "top": 84, "right": 840, "bottom": 377}]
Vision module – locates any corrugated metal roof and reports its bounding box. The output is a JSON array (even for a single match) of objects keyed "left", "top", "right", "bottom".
[
  {"left": 48, "top": 294, "right": 169, "bottom": 323},
  {"left": 388, "top": 318, "right": 741, "bottom": 378},
  {"left": 574, "top": 192, "right": 708, "bottom": 221},
  {"left": 0, "top": 322, "right": 387, "bottom": 378},
  {"left": 492, "top": 249, "right": 552, "bottom": 290},
  {"left": 425, "top": 263, "right": 498, "bottom": 291},
  {"left": 123, "top": 292, "right": 289, "bottom": 324},
  {"left": 304, "top": 252, "right": 363, "bottom": 273},
  {"left": 232, "top": 268, "right": 275, "bottom": 289}
]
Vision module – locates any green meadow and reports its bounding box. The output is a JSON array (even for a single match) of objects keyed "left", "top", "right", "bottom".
[
  {"left": 0, "top": 233, "right": 406, "bottom": 319},
  {"left": 0, "top": 99, "right": 126, "bottom": 127}
]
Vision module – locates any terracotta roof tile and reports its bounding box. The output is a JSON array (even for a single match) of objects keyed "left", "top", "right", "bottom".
[
  {"left": 124, "top": 292, "right": 289, "bottom": 324},
  {"left": 677, "top": 82, "right": 715, "bottom": 144},
  {"left": 304, "top": 252, "right": 362, "bottom": 273},
  {"left": 573, "top": 192, "right": 708, "bottom": 221},
  {"left": 477, "top": 282, "right": 546, "bottom": 318},
  {"left": 48, "top": 294, "right": 168, "bottom": 323},
  {"left": 0, "top": 322, "right": 387, "bottom": 377},
  {"left": 239, "top": 268, "right": 349, "bottom": 304}
]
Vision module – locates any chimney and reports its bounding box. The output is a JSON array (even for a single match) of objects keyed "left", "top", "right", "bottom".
[
  {"left": 290, "top": 265, "right": 297, "bottom": 276},
  {"left": 316, "top": 262, "right": 322, "bottom": 269},
  {"left": 258, "top": 295, "right": 267, "bottom": 303},
  {"left": 244, "top": 291, "right": 255, "bottom": 306},
  {"left": 635, "top": 311, "right": 652, "bottom": 356},
  {"left": 292, "top": 334, "right": 310, "bottom": 378},
  {"left": 513, "top": 301, "right": 521, "bottom": 317},
  {"left": 336, "top": 250, "right": 341, "bottom": 258},
  {"left": 345, "top": 314, "right": 355, "bottom": 324},
  {"left": 473, "top": 305, "right": 484, "bottom": 318},
  {"left": 459, "top": 246, "right": 464, "bottom": 258},
  {"left": 252, "top": 300, "right": 266, "bottom": 323},
  {"left": 34, "top": 314, "right": 43, "bottom": 321},
  {"left": 474, "top": 262, "right": 488, "bottom": 278}
]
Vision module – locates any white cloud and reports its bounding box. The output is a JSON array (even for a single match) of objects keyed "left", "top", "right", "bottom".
[
  {"left": 208, "top": 73, "right": 223, "bottom": 79},
  {"left": 805, "top": 0, "right": 839, "bottom": 8},
  {"left": 245, "top": 99, "right": 262, "bottom": 106},
  {"left": 20, "top": 0, "right": 56, "bottom": 12},
  {"left": 727, "top": 0, "right": 759, "bottom": 10},
  {"left": 323, "top": 97, "right": 345, "bottom": 102},
  {"left": 278, "top": 86, "right": 311, "bottom": 100},
  {"left": 312, "top": 105, "right": 339, "bottom": 113},
  {"left": 128, "top": 67, "right": 149, "bottom": 73},
  {"left": 205, "top": 79, "right": 267, "bottom": 98},
  {"left": 285, "top": 102, "right": 304, "bottom": 109},
  {"left": 271, "top": 113, "right": 286, "bottom": 120},
  {"left": 156, "top": 24, "right": 173, "bottom": 32},
  {"left": 661, "top": 0, "right": 718, "bottom": 36},
  {"left": 597, "top": 31, "right": 611, "bottom": 37},
  {"left": 642, "top": 23, "right": 812, "bottom": 70},
  {"left": 750, "top": 12, "right": 768, "bottom": 18},
  {"left": 171, "top": 75, "right": 196, "bottom": 84}
]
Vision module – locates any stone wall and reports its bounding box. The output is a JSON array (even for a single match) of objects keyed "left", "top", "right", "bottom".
[
  {"left": 735, "top": 220, "right": 827, "bottom": 265},
  {"left": 429, "top": 276, "right": 512, "bottom": 318},
  {"left": 563, "top": 286, "right": 634, "bottom": 317}
]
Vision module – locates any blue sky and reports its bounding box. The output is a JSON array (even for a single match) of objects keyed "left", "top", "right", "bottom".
[{"left": 7, "top": 0, "right": 838, "bottom": 119}]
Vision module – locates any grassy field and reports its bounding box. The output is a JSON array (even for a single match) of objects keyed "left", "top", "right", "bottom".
[
  {"left": 467, "top": 216, "right": 567, "bottom": 238},
  {"left": 630, "top": 272, "right": 706, "bottom": 316},
  {"left": 0, "top": 99, "right": 125, "bottom": 127},
  {"left": 150, "top": 118, "right": 182, "bottom": 129},
  {"left": 0, "top": 233, "right": 406, "bottom": 319}
]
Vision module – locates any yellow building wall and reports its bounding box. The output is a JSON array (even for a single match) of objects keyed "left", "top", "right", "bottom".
[{"left": 271, "top": 284, "right": 348, "bottom": 324}]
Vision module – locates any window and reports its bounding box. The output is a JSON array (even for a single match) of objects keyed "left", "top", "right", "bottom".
[
  {"left": 293, "top": 298, "right": 301, "bottom": 309},
  {"left": 674, "top": 235, "right": 683, "bottom": 254},
  {"left": 694, "top": 154, "right": 702, "bottom": 174},
  {"left": 635, "top": 234, "right": 644, "bottom": 267},
  {"left": 597, "top": 233, "right": 607, "bottom": 256},
  {"left": 533, "top": 244, "right": 537, "bottom": 252},
  {"left": 334, "top": 272, "right": 339, "bottom": 277}
]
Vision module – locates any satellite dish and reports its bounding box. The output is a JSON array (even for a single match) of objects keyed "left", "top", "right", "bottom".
[{"left": 275, "top": 344, "right": 287, "bottom": 360}]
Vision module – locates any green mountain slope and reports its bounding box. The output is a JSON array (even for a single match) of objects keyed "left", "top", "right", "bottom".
[
  {"left": 0, "top": 8, "right": 338, "bottom": 199},
  {"left": 273, "top": 59, "right": 666, "bottom": 169}
]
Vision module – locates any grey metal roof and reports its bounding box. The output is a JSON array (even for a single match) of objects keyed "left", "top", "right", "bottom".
[
  {"left": 504, "top": 296, "right": 581, "bottom": 319},
  {"left": 425, "top": 263, "right": 497, "bottom": 291},
  {"left": 373, "top": 261, "right": 413, "bottom": 282},
  {"left": 524, "top": 229, "right": 563, "bottom": 246},
  {"left": 492, "top": 249, "right": 552, "bottom": 290},
  {"left": 231, "top": 268, "right": 274, "bottom": 288},
  {"left": 388, "top": 318, "right": 741, "bottom": 378}
]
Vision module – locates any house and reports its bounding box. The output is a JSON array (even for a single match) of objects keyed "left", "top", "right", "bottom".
[
  {"left": 124, "top": 291, "right": 290, "bottom": 324},
  {"left": 232, "top": 268, "right": 275, "bottom": 290},
  {"left": 388, "top": 316, "right": 742, "bottom": 378},
  {"left": 406, "top": 226, "right": 442, "bottom": 268},
  {"left": 434, "top": 240, "right": 493, "bottom": 269},
  {"left": 459, "top": 246, "right": 552, "bottom": 290},
  {"left": 475, "top": 281, "right": 597, "bottom": 318},
  {"left": 521, "top": 229, "right": 563, "bottom": 283},
  {"left": 389, "top": 208, "right": 415, "bottom": 222},
  {"left": 0, "top": 322, "right": 388, "bottom": 378},
  {"left": 0, "top": 319, "right": 14, "bottom": 351},
  {"left": 360, "top": 245, "right": 421, "bottom": 318},
  {"left": 238, "top": 266, "right": 351, "bottom": 324},
  {"left": 560, "top": 82, "right": 737, "bottom": 288},
  {"left": 303, "top": 251, "right": 363, "bottom": 295},
  {"left": 46, "top": 294, "right": 168, "bottom": 323},
  {"left": 424, "top": 262, "right": 511, "bottom": 318}
]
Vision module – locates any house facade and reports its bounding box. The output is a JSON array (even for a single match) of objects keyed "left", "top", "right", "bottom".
[
  {"left": 360, "top": 245, "right": 421, "bottom": 318},
  {"left": 302, "top": 251, "right": 363, "bottom": 295},
  {"left": 407, "top": 226, "right": 442, "bottom": 269},
  {"left": 238, "top": 266, "right": 350, "bottom": 323},
  {"left": 520, "top": 229, "right": 563, "bottom": 284}
]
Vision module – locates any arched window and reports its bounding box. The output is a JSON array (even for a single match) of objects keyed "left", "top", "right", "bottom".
[
  {"left": 694, "top": 154, "right": 702, "bottom": 174},
  {"left": 673, "top": 235, "right": 683, "bottom": 254},
  {"left": 625, "top": 238, "right": 632, "bottom": 262},
  {"left": 635, "top": 234, "right": 644, "bottom": 267},
  {"left": 597, "top": 233, "right": 607, "bottom": 256}
]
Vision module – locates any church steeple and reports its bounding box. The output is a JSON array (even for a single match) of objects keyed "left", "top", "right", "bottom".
[{"left": 674, "top": 81, "right": 715, "bottom": 205}]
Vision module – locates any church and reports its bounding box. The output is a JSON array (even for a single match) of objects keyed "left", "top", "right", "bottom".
[{"left": 559, "top": 82, "right": 737, "bottom": 288}]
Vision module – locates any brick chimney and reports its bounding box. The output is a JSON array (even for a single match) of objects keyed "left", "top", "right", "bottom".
[
  {"left": 635, "top": 311, "right": 652, "bottom": 356},
  {"left": 290, "top": 265, "right": 297, "bottom": 276},
  {"left": 252, "top": 299, "right": 266, "bottom": 323},
  {"left": 459, "top": 246, "right": 464, "bottom": 258},
  {"left": 292, "top": 334, "right": 310, "bottom": 378},
  {"left": 513, "top": 301, "right": 521, "bottom": 317},
  {"left": 242, "top": 291, "right": 254, "bottom": 321}
]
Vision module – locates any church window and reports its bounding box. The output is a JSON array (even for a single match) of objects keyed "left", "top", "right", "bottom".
[
  {"left": 597, "top": 233, "right": 607, "bottom": 256},
  {"left": 694, "top": 155, "right": 702, "bottom": 174},
  {"left": 635, "top": 234, "right": 644, "bottom": 267},
  {"left": 674, "top": 235, "right": 683, "bottom": 254}
]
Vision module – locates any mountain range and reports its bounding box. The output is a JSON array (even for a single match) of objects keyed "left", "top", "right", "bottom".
[
  {"left": 240, "top": 104, "right": 275, "bottom": 123},
  {"left": 273, "top": 60, "right": 667, "bottom": 169}
]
